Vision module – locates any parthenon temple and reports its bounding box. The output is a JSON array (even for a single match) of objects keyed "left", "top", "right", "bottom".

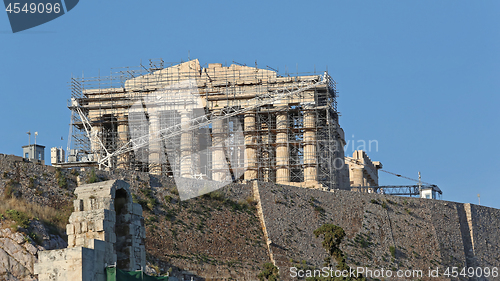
[{"left": 69, "top": 59, "right": 352, "bottom": 190}]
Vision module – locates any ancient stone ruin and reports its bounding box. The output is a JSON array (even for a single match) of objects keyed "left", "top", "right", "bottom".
[{"left": 34, "top": 179, "right": 145, "bottom": 281}]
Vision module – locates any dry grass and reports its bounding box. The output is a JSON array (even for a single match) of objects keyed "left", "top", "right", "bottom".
[{"left": 0, "top": 197, "right": 71, "bottom": 233}]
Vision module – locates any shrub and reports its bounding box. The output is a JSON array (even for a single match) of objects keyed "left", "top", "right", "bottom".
[
  {"left": 257, "top": 262, "right": 279, "bottom": 281},
  {"left": 4, "top": 179, "right": 17, "bottom": 199},
  {"left": 5, "top": 209, "right": 30, "bottom": 229},
  {"left": 314, "top": 224, "right": 347, "bottom": 269},
  {"left": 245, "top": 196, "right": 257, "bottom": 206},
  {"left": 170, "top": 187, "right": 179, "bottom": 195},
  {"left": 165, "top": 209, "right": 176, "bottom": 221},
  {"left": 310, "top": 224, "right": 366, "bottom": 280},
  {"left": 208, "top": 191, "right": 224, "bottom": 201},
  {"left": 140, "top": 188, "right": 157, "bottom": 210},
  {"left": 314, "top": 205, "right": 325, "bottom": 214},
  {"left": 390, "top": 246, "right": 396, "bottom": 258},
  {"left": 55, "top": 168, "right": 67, "bottom": 189},
  {"left": 136, "top": 198, "right": 150, "bottom": 211},
  {"left": 382, "top": 201, "right": 388, "bottom": 209},
  {"left": 29, "top": 232, "right": 43, "bottom": 245},
  {"left": 58, "top": 176, "right": 67, "bottom": 189},
  {"left": 87, "top": 168, "right": 98, "bottom": 184},
  {"left": 354, "top": 233, "right": 372, "bottom": 248},
  {"left": 28, "top": 177, "right": 35, "bottom": 188}
]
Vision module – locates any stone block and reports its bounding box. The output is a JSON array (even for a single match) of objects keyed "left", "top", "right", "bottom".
[
  {"left": 102, "top": 199, "right": 113, "bottom": 210},
  {"left": 66, "top": 224, "right": 74, "bottom": 235},
  {"left": 75, "top": 222, "right": 82, "bottom": 234},
  {"left": 110, "top": 232, "right": 116, "bottom": 244},
  {"left": 140, "top": 248, "right": 146, "bottom": 268},
  {"left": 75, "top": 235, "right": 85, "bottom": 247},
  {"left": 81, "top": 221, "right": 88, "bottom": 232},
  {"left": 122, "top": 214, "right": 131, "bottom": 222},
  {"left": 131, "top": 215, "right": 142, "bottom": 226},
  {"left": 87, "top": 221, "right": 94, "bottom": 232},
  {"left": 95, "top": 220, "right": 104, "bottom": 231},
  {"left": 132, "top": 203, "right": 143, "bottom": 216},
  {"left": 74, "top": 199, "right": 83, "bottom": 212},
  {"left": 67, "top": 234, "right": 75, "bottom": 247},
  {"left": 69, "top": 212, "right": 84, "bottom": 224},
  {"left": 104, "top": 209, "right": 116, "bottom": 223}
]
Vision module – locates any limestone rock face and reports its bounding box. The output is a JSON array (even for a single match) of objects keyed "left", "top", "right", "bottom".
[{"left": 0, "top": 220, "right": 64, "bottom": 281}]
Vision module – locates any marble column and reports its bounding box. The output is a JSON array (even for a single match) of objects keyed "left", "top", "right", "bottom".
[
  {"left": 117, "top": 114, "right": 129, "bottom": 170},
  {"left": 148, "top": 111, "right": 161, "bottom": 175},
  {"left": 90, "top": 121, "right": 102, "bottom": 164},
  {"left": 276, "top": 109, "right": 289, "bottom": 183},
  {"left": 180, "top": 110, "right": 193, "bottom": 178},
  {"left": 211, "top": 117, "right": 226, "bottom": 181},
  {"left": 303, "top": 109, "right": 317, "bottom": 183},
  {"left": 244, "top": 112, "right": 258, "bottom": 180}
]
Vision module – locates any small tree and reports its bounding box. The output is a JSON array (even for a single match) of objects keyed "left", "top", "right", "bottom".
[
  {"left": 55, "top": 168, "right": 67, "bottom": 189},
  {"left": 258, "top": 262, "right": 279, "bottom": 281},
  {"left": 307, "top": 224, "right": 366, "bottom": 281},
  {"left": 313, "top": 224, "right": 348, "bottom": 271},
  {"left": 87, "top": 168, "right": 98, "bottom": 184}
]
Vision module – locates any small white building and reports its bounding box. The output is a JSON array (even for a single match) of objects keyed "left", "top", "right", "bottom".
[
  {"left": 420, "top": 187, "right": 437, "bottom": 199},
  {"left": 51, "top": 147, "right": 65, "bottom": 165}
]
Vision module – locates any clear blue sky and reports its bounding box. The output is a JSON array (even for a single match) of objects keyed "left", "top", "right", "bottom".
[{"left": 1, "top": 1, "right": 499, "bottom": 208}]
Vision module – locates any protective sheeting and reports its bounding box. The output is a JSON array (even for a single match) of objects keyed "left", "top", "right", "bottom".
[{"left": 106, "top": 267, "right": 169, "bottom": 281}]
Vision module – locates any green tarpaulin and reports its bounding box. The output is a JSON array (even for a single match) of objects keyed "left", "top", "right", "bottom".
[{"left": 106, "top": 267, "right": 169, "bottom": 281}]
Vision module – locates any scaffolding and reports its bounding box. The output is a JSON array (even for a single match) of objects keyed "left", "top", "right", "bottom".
[{"left": 67, "top": 59, "right": 349, "bottom": 190}]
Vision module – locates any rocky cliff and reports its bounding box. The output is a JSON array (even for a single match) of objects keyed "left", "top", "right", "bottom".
[{"left": 1, "top": 154, "right": 499, "bottom": 281}]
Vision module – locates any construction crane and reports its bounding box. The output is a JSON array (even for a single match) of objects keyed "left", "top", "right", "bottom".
[
  {"left": 345, "top": 156, "right": 442, "bottom": 198},
  {"left": 78, "top": 74, "right": 334, "bottom": 168}
]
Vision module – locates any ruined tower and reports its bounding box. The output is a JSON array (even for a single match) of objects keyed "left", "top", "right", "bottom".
[{"left": 34, "top": 180, "right": 145, "bottom": 281}]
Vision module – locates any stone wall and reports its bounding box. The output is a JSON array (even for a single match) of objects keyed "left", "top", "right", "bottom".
[
  {"left": 34, "top": 241, "right": 108, "bottom": 281},
  {"left": 253, "top": 182, "right": 500, "bottom": 281},
  {"left": 464, "top": 204, "right": 500, "bottom": 271}
]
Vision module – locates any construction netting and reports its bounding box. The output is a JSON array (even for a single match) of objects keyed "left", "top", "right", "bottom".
[{"left": 106, "top": 267, "right": 169, "bottom": 281}]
